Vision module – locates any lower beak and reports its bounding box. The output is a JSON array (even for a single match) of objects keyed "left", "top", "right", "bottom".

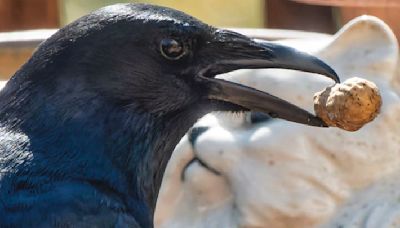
[{"left": 200, "top": 30, "right": 340, "bottom": 127}]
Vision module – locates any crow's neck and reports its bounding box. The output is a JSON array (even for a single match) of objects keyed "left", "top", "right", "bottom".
[
  {"left": 0, "top": 79, "right": 206, "bottom": 219},
  {"left": 103, "top": 105, "right": 203, "bottom": 210}
]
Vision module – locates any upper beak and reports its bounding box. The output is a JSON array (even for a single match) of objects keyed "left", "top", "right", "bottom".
[{"left": 199, "top": 29, "right": 340, "bottom": 127}]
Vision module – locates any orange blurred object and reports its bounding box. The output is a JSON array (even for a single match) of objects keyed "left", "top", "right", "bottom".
[
  {"left": 292, "top": 0, "right": 400, "bottom": 7},
  {"left": 292, "top": 0, "right": 400, "bottom": 44}
]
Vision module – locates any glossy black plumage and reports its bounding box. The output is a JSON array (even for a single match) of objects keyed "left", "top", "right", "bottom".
[{"left": 0, "top": 3, "right": 338, "bottom": 227}]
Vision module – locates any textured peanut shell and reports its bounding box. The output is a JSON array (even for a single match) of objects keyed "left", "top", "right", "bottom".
[{"left": 314, "top": 77, "right": 382, "bottom": 131}]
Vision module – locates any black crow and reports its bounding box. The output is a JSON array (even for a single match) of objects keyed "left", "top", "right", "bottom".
[{"left": 0, "top": 3, "right": 339, "bottom": 227}]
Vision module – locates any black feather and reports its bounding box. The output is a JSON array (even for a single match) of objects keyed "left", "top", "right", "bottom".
[{"left": 0, "top": 3, "right": 237, "bottom": 227}]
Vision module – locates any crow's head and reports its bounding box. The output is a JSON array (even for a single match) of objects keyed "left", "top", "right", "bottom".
[
  {"left": 0, "top": 5, "right": 341, "bottom": 225},
  {"left": 10, "top": 3, "right": 339, "bottom": 127}
]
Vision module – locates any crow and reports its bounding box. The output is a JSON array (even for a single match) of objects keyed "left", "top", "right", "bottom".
[{"left": 0, "top": 3, "right": 339, "bottom": 227}]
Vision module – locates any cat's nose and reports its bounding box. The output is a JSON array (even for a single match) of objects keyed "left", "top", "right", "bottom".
[
  {"left": 188, "top": 126, "right": 210, "bottom": 146},
  {"left": 249, "top": 112, "right": 272, "bottom": 124}
]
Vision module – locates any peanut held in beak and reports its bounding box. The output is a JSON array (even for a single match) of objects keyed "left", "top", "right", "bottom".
[{"left": 314, "top": 77, "right": 382, "bottom": 131}]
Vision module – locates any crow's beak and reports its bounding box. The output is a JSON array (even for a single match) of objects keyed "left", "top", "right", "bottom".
[{"left": 199, "top": 29, "right": 340, "bottom": 127}]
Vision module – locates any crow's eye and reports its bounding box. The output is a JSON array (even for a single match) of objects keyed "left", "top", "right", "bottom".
[{"left": 160, "top": 38, "right": 187, "bottom": 60}]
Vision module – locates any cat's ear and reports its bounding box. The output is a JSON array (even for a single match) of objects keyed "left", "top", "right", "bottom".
[{"left": 318, "top": 15, "right": 398, "bottom": 82}]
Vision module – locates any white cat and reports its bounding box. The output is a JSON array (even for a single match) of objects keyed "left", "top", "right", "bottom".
[{"left": 155, "top": 16, "right": 400, "bottom": 228}]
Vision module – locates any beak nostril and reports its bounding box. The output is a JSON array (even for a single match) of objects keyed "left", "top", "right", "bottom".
[{"left": 188, "top": 126, "right": 210, "bottom": 146}]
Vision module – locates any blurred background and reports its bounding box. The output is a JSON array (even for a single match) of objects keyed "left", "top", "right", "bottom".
[{"left": 1, "top": 0, "right": 400, "bottom": 79}]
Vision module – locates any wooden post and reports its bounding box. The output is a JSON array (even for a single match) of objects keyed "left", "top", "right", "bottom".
[{"left": 0, "top": 0, "right": 59, "bottom": 32}]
